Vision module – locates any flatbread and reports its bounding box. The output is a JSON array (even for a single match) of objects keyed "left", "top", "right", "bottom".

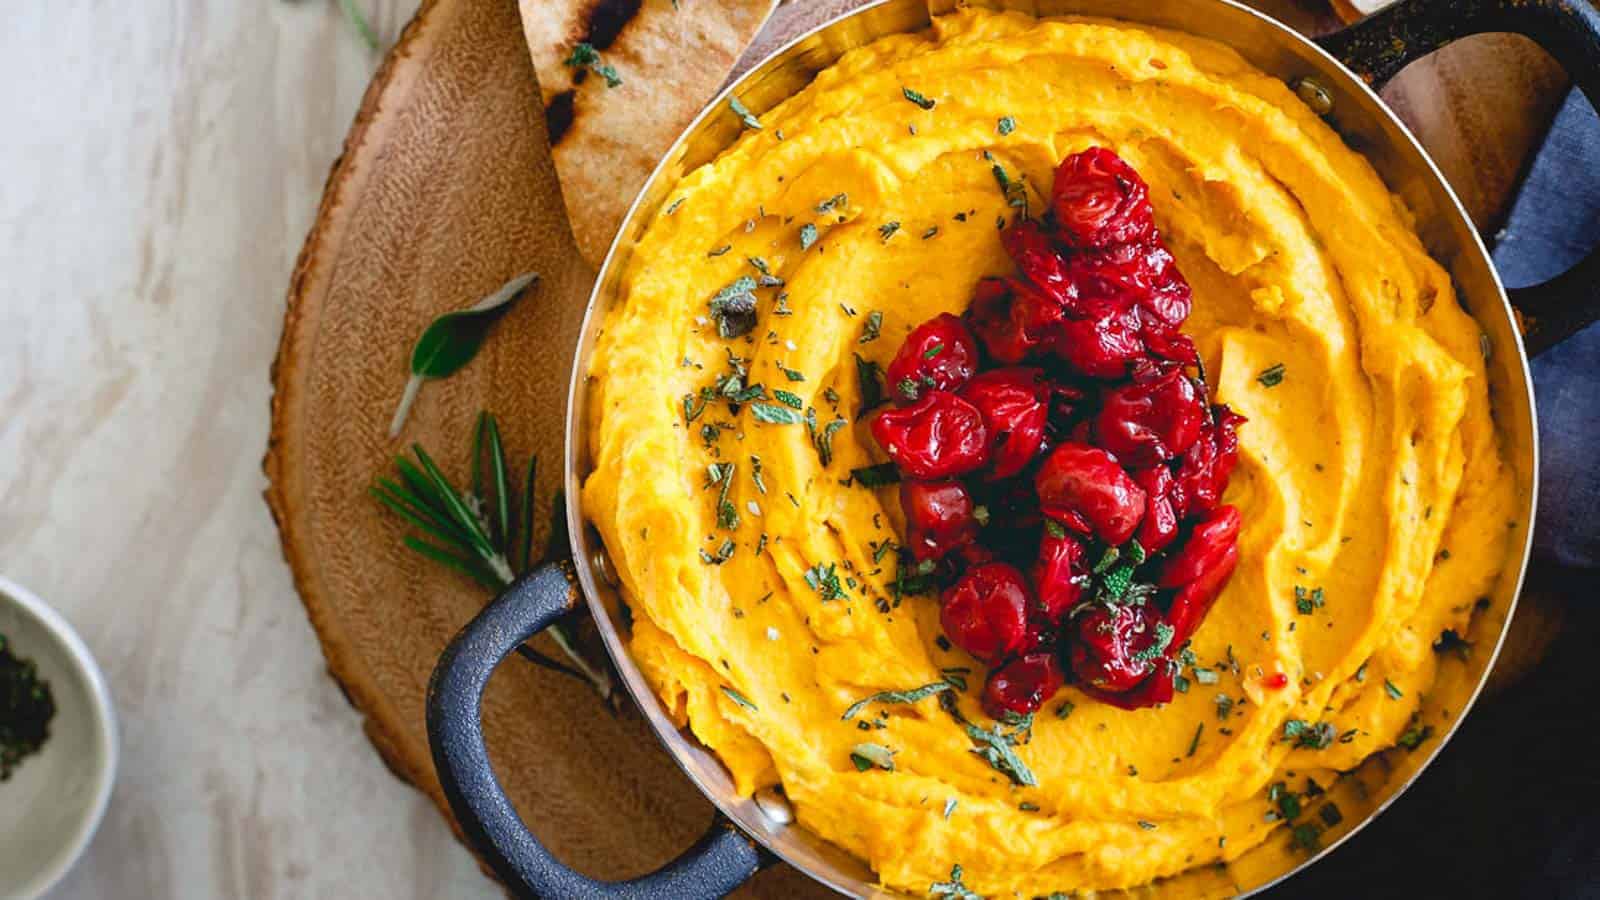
[
  {"left": 519, "top": 0, "right": 778, "bottom": 267},
  {"left": 1328, "top": 0, "right": 1391, "bottom": 22}
]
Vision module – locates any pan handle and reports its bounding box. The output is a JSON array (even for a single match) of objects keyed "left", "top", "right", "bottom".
[
  {"left": 426, "top": 562, "right": 764, "bottom": 899},
  {"left": 1317, "top": 0, "right": 1600, "bottom": 356}
]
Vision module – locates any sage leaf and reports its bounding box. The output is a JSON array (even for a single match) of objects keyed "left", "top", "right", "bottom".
[
  {"left": 842, "top": 680, "right": 954, "bottom": 720},
  {"left": 850, "top": 742, "right": 897, "bottom": 771},
  {"left": 750, "top": 402, "right": 803, "bottom": 425},
  {"left": 729, "top": 95, "right": 762, "bottom": 130},
  {"left": 389, "top": 272, "right": 537, "bottom": 437},
  {"left": 721, "top": 686, "right": 759, "bottom": 712}
]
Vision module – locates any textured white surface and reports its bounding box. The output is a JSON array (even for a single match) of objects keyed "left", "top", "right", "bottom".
[{"left": 0, "top": 3, "right": 492, "bottom": 897}]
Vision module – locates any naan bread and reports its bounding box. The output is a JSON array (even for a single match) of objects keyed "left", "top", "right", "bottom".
[{"left": 519, "top": 0, "right": 777, "bottom": 266}]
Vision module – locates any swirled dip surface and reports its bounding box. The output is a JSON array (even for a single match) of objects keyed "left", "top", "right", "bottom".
[{"left": 583, "top": 10, "right": 1515, "bottom": 895}]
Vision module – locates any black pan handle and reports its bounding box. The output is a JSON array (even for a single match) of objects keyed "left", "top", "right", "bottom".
[
  {"left": 426, "top": 562, "right": 764, "bottom": 899},
  {"left": 1318, "top": 0, "right": 1600, "bottom": 356}
]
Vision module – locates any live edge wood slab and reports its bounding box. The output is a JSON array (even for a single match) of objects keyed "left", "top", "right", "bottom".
[{"left": 263, "top": 0, "right": 1568, "bottom": 895}]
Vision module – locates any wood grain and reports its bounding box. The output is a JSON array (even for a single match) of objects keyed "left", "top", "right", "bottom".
[
  {"left": 0, "top": 1, "right": 496, "bottom": 897},
  {"left": 266, "top": 0, "right": 817, "bottom": 894}
]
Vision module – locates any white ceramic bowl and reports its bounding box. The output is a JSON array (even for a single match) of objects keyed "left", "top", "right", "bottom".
[{"left": 0, "top": 576, "right": 116, "bottom": 900}]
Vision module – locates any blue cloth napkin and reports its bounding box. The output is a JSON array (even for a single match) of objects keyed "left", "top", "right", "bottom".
[{"left": 1490, "top": 88, "right": 1600, "bottom": 570}]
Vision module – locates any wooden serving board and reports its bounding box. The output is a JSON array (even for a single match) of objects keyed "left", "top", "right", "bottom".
[{"left": 264, "top": 0, "right": 1569, "bottom": 895}]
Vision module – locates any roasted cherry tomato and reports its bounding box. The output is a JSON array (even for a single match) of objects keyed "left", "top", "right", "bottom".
[
  {"left": 870, "top": 391, "right": 990, "bottom": 479},
  {"left": 1094, "top": 367, "right": 1206, "bottom": 467},
  {"left": 1029, "top": 528, "right": 1087, "bottom": 623},
  {"left": 886, "top": 313, "right": 980, "bottom": 403},
  {"left": 961, "top": 367, "right": 1051, "bottom": 480},
  {"left": 982, "top": 651, "right": 1065, "bottom": 717},
  {"left": 1069, "top": 603, "right": 1168, "bottom": 693},
  {"left": 939, "top": 562, "right": 1032, "bottom": 664},
  {"left": 1035, "top": 442, "right": 1146, "bottom": 545},
  {"left": 900, "top": 480, "right": 980, "bottom": 562},
  {"left": 967, "top": 277, "right": 1067, "bottom": 364},
  {"left": 1051, "top": 146, "right": 1157, "bottom": 249}
]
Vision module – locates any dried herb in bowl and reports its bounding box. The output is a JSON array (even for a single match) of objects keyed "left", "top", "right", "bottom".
[{"left": 0, "top": 632, "right": 55, "bottom": 780}]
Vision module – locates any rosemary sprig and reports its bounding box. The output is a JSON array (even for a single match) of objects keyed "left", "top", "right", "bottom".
[{"left": 371, "top": 411, "right": 613, "bottom": 701}]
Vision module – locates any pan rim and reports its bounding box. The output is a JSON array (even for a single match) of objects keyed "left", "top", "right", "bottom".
[{"left": 561, "top": 1, "right": 1541, "bottom": 896}]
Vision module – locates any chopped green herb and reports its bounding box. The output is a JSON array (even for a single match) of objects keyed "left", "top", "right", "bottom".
[
  {"left": 1100, "top": 563, "right": 1139, "bottom": 606},
  {"left": 1291, "top": 823, "right": 1322, "bottom": 853},
  {"left": 708, "top": 245, "right": 732, "bottom": 257},
  {"left": 563, "top": 42, "right": 622, "bottom": 88},
  {"left": 1124, "top": 539, "right": 1147, "bottom": 565},
  {"left": 892, "top": 551, "right": 938, "bottom": 598},
  {"left": 815, "top": 417, "right": 847, "bottom": 466},
  {"left": 1188, "top": 723, "right": 1204, "bottom": 757},
  {"left": 859, "top": 311, "right": 885, "bottom": 344},
  {"left": 799, "top": 223, "right": 818, "bottom": 251},
  {"left": 997, "top": 115, "right": 1016, "bottom": 135},
  {"left": 963, "top": 720, "right": 1037, "bottom": 787},
  {"left": 1215, "top": 693, "right": 1235, "bottom": 720},
  {"left": 1397, "top": 724, "right": 1434, "bottom": 750},
  {"left": 816, "top": 193, "right": 848, "bottom": 214},
  {"left": 1044, "top": 519, "right": 1067, "bottom": 539},
  {"left": 713, "top": 462, "right": 739, "bottom": 530},
  {"left": 721, "top": 686, "right": 758, "bottom": 712},
  {"left": 1194, "top": 667, "right": 1220, "bottom": 685},
  {"left": 728, "top": 95, "right": 762, "bottom": 130},
  {"left": 708, "top": 276, "right": 759, "bottom": 338},
  {"left": 1257, "top": 363, "right": 1286, "bottom": 387},
  {"left": 749, "top": 455, "right": 767, "bottom": 494},
  {"left": 989, "top": 161, "right": 1028, "bottom": 210},
  {"left": 929, "top": 864, "right": 980, "bottom": 900},
  {"left": 1319, "top": 803, "right": 1343, "bottom": 827},
  {"left": 850, "top": 742, "right": 897, "bottom": 772},
  {"left": 879, "top": 221, "right": 901, "bottom": 242},
  {"left": 665, "top": 197, "right": 684, "bottom": 215},
  {"left": 1294, "top": 585, "right": 1326, "bottom": 614},
  {"left": 943, "top": 797, "right": 958, "bottom": 819},
  {"left": 1384, "top": 679, "right": 1404, "bottom": 700},
  {"left": 922, "top": 342, "right": 945, "bottom": 360},
  {"left": 773, "top": 389, "right": 805, "bottom": 410},
  {"left": 683, "top": 393, "right": 707, "bottom": 425},
  {"left": 855, "top": 353, "right": 885, "bottom": 417},
  {"left": 1279, "top": 719, "right": 1334, "bottom": 750},
  {"left": 851, "top": 463, "right": 900, "bottom": 487},
  {"left": 842, "top": 681, "right": 955, "bottom": 720},
  {"left": 1275, "top": 784, "right": 1302, "bottom": 820},
  {"left": 923, "top": 226, "right": 939, "bottom": 239},
  {"left": 750, "top": 402, "right": 803, "bottom": 425},
  {"left": 901, "top": 86, "right": 937, "bottom": 110},
  {"left": 805, "top": 562, "right": 847, "bottom": 601},
  {"left": 778, "top": 364, "right": 806, "bottom": 382}
]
